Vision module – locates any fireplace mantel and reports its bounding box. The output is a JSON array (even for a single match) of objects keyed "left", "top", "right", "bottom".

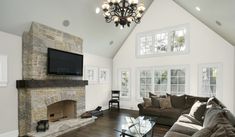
[{"left": 16, "top": 79, "right": 88, "bottom": 89}]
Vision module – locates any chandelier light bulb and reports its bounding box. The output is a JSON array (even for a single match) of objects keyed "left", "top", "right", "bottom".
[
  {"left": 137, "top": 3, "right": 145, "bottom": 13},
  {"left": 111, "top": 0, "right": 116, "bottom": 3},
  {"left": 128, "top": 0, "right": 139, "bottom": 5},
  {"left": 136, "top": 12, "right": 142, "bottom": 18},
  {"left": 104, "top": 12, "right": 111, "bottom": 17},
  {"left": 113, "top": 16, "right": 119, "bottom": 23},
  {"left": 127, "top": 17, "right": 133, "bottom": 23},
  {"left": 102, "top": 2, "right": 110, "bottom": 11}
]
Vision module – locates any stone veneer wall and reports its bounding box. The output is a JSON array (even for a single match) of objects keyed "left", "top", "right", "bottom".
[
  {"left": 22, "top": 22, "right": 82, "bottom": 80},
  {"left": 18, "top": 22, "right": 85, "bottom": 136}
]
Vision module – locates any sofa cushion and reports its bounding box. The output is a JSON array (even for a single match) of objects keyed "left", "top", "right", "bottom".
[
  {"left": 210, "top": 123, "right": 235, "bottom": 137},
  {"left": 192, "top": 127, "right": 212, "bottom": 137},
  {"left": 224, "top": 108, "right": 235, "bottom": 127},
  {"left": 164, "top": 131, "right": 190, "bottom": 137},
  {"left": 150, "top": 96, "right": 160, "bottom": 108},
  {"left": 203, "top": 107, "right": 224, "bottom": 127},
  {"left": 209, "top": 112, "right": 235, "bottom": 136},
  {"left": 144, "top": 107, "right": 183, "bottom": 119},
  {"left": 181, "top": 108, "right": 191, "bottom": 114},
  {"left": 167, "top": 93, "right": 186, "bottom": 109},
  {"left": 170, "top": 121, "right": 203, "bottom": 136},
  {"left": 159, "top": 96, "right": 172, "bottom": 109},
  {"left": 189, "top": 101, "right": 207, "bottom": 123},
  {"left": 185, "top": 95, "right": 208, "bottom": 109},
  {"left": 178, "top": 114, "right": 202, "bottom": 126},
  {"left": 143, "top": 97, "right": 152, "bottom": 107}
]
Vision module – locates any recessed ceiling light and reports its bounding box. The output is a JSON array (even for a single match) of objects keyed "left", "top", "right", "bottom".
[
  {"left": 216, "top": 20, "right": 222, "bottom": 26},
  {"left": 95, "top": 7, "right": 100, "bottom": 14},
  {"left": 109, "top": 40, "right": 114, "bottom": 46},
  {"left": 195, "top": 6, "right": 201, "bottom": 11},
  {"left": 62, "top": 20, "right": 70, "bottom": 27}
]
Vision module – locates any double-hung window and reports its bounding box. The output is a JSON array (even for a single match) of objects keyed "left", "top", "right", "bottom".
[
  {"left": 198, "top": 64, "right": 222, "bottom": 98},
  {"left": 137, "top": 25, "right": 189, "bottom": 57},
  {"left": 137, "top": 65, "right": 189, "bottom": 99},
  {"left": 138, "top": 68, "right": 153, "bottom": 98},
  {"left": 118, "top": 69, "right": 131, "bottom": 99}
]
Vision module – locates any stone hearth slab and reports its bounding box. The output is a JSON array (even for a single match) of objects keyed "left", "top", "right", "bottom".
[{"left": 28, "top": 117, "right": 96, "bottom": 137}]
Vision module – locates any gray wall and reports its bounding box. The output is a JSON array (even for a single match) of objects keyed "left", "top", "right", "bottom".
[{"left": 0, "top": 31, "right": 22, "bottom": 134}]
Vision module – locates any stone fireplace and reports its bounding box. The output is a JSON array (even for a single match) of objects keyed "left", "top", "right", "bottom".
[{"left": 17, "top": 22, "right": 94, "bottom": 137}]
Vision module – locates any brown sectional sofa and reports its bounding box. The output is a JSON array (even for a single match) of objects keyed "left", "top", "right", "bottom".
[
  {"left": 138, "top": 94, "right": 209, "bottom": 126},
  {"left": 138, "top": 94, "right": 235, "bottom": 136}
]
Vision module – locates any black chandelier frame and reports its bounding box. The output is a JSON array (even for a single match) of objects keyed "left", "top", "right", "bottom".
[{"left": 103, "top": 0, "right": 144, "bottom": 27}]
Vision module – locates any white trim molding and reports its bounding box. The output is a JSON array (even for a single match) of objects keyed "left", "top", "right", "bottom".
[
  {"left": 118, "top": 68, "right": 132, "bottom": 100},
  {"left": 198, "top": 63, "right": 223, "bottom": 100},
  {"left": 0, "top": 130, "right": 18, "bottom": 137}
]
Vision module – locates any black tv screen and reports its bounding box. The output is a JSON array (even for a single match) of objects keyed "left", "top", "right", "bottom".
[{"left": 47, "top": 48, "right": 83, "bottom": 76}]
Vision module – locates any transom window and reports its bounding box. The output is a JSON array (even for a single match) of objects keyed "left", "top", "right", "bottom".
[
  {"left": 137, "top": 65, "right": 189, "bottom": 99},
  {"left": 137, "top": 25, "right": 189, "bottom": 57},
  {"left": 199, "top": 64, "right": 222, "bottom": 98}
]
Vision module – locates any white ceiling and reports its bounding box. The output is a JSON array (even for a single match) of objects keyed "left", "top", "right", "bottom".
[
  {"left": 174, "top": 0, "right": 235, "bottom": 46},
  {"left": 0, "top": 0, "right": 153, "bottom": 58}
]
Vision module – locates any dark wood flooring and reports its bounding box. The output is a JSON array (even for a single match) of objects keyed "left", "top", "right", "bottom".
[{"left": 59, "top": 109, "right": 170, "bottom": 137}]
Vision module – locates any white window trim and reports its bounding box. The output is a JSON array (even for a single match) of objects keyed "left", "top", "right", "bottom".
[
  {"left": 118, "top": 68, "right": 131, "bottom": 100},
  {"left": 136, "top": 65, "right": 190, "bottom": 101},
  {"left": 0, "top": 55, "right": 7, "bottom": 87},
  {"left": 136, "top": 67, "right": 154, "bottom": 101},
  {"left": 136, "top": 24, "right": 190, "bottom": 58},
  {"left": 198, "top": 63, "right": 223, "bottom": 99}
]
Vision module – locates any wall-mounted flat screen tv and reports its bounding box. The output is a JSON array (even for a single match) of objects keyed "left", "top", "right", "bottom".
[{"left": 47, "top": 48, "right": 83, "bottom": 76}]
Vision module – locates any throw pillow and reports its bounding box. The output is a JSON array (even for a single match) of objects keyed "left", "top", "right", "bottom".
[
  {"left": 192, "top": 127, "right": 212, "bottom": 137},
  {"left": 203, "top": 107, "right": 224, "bottom": 127},
  {"left": 159, "top": 96, "right": 172, "bottom": 109},
  {"left": 150, "top": 96, "right": 160, "bottom": 108},
  {"left": 143, "top": 98, "right": 152, "bottom": 108},
  {"left": 189, "top": 101, "right": 207, "bottom": 123},
  {"left": 224, "top": 108, "right": 235, "bottom": 127},
  {"left": 185, "top": 95, "right": 197, "bottom": 109},
  {"left": 167, "top": 93, "right": 186, "bottom": 109}
]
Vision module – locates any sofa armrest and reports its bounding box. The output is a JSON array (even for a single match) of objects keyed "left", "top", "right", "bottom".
[{"left": 138, "top": 102, "right": 145, "bottom": 110}]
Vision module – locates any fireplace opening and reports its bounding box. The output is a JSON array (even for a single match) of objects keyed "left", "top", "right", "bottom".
[{"left": 47, "top": 100, "right": 77, "bottom": 122}]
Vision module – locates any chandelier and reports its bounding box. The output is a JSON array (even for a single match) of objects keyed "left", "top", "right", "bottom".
[{"left": 101, "top": 0, "right": 146, "bottom": 28}]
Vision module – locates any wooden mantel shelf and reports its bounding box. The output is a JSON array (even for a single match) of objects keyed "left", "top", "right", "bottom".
[{"left": 16, "top": 79, "right": 88, "bottom": 89}]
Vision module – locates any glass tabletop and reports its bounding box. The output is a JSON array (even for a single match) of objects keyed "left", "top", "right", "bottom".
[{"left": 115, "top": 116, "right": 157, "bottom": 137}]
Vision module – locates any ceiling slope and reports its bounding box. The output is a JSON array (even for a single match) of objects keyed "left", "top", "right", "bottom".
[
  {"left": 174, "top": 0, "right": 235, "bottom": 46},
  {"left": 0, "top": 0, "right": 153, "bottom": 58}
]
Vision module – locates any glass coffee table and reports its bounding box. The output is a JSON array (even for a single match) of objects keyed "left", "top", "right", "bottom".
[{"left": 115, "top": 116, "right": 157, "bottom": 137}]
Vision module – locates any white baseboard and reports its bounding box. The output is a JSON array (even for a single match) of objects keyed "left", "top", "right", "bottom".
[{"left": 0, "top": 130, "right": 18, "bottom": 137}]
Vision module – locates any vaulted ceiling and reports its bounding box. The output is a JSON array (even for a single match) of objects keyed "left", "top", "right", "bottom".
[
  {"left": 0, "top": 0, "right": 234, "bottom": 59},
  {"left": 174, "top": 0, "right": 235, "bottom": 46},
  {"left": 0, "top": 0, "right": 153, "bottom": 58}
]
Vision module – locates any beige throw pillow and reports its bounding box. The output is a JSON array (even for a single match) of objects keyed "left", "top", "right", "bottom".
[
  {"left": 143, "top": 98, "right": 152, "bottom": 107},
  {"left": 159, "top": 96, "right": 172, "bottom": 109}
]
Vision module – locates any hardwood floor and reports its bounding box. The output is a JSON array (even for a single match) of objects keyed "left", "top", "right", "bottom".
[{"left": 59, "top": 109, "right": 170, "bottom": 137}]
